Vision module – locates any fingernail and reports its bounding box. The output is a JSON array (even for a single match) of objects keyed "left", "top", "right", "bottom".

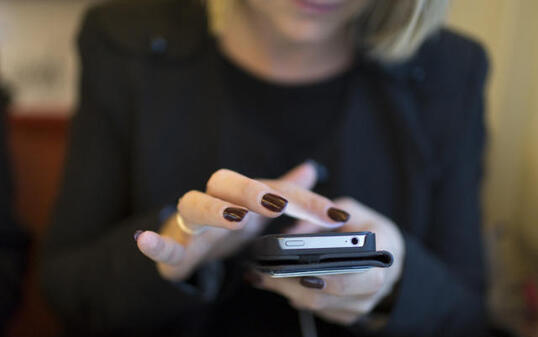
[
  {"left": 327, "top": 207, "right": 350, "bottom": 222},
  {"left": 223, "top": 207, "right": 248, "bottom": 222},
  {"left": 244, "top": 271, "right": 262, "bottom": 286},
  {"left": 306, "top": 159, "right": 329, "bottom": 182},
  {"left": 261, "top": 193, "right": 288, "bottom": 212},
  {"left": 133, "top": 230, "right": 143, "bottom": 242},
  {"left": 300, "top": 276, "right": 325, "bottom": 289}
]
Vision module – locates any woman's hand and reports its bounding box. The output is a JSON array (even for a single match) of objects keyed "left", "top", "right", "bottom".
[
  {"left": 134, "top": 162, "right": 351, "bottom": 282},
  {"left": 253, "top": 197, "right": 406, "bottom": 326}
]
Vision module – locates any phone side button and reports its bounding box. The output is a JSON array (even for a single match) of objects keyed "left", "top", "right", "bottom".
[{"left": 285, "top": 240, "right": 305, "bottom": 247}]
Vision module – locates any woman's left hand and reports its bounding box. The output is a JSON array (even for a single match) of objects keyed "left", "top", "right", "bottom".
[{"left": 253, "top": 197, "right": 406, "bottom": 326}]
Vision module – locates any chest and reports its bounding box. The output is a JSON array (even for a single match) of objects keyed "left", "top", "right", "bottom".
[{"left": 127, "top": 56, "right": 453, "bottom": 236}]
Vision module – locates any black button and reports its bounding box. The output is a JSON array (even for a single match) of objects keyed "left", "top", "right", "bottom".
[{"left": 150, "top": 36, "right": 168, "bottom": 54}]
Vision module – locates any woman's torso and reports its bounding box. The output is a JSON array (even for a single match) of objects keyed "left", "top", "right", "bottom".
[{"left": 62, "top": 1, "right": 487, "bottom": 335}]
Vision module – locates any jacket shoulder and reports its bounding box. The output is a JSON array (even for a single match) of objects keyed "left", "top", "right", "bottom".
[
  {"left": 425, "top": 28, "right": 488, "bottom": 62},
  {"left": 414, "top": 29, "right": 489, "bottom": 166},
  {"left": 79, "top": 0, "right": 208, "bottom": 59},
  {"left": 414, "top": 28, "right": 489, "bottom": 93}
]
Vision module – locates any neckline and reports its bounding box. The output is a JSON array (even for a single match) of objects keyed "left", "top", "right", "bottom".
[{"left": 214, "top": 38, "right": 354, "bottom": 93}]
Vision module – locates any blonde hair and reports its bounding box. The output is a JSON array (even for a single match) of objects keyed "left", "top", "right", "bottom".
[{"left": 206, "top": 0, "right": 450, "bottom": 63}]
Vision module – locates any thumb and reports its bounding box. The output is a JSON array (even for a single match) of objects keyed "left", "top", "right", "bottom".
[{"left": 279, "top": 159, "right": 327, "bottom": 190}]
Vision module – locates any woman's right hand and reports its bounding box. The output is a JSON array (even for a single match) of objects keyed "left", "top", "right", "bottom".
[{"left": 135, "top": 162, "right": 350, "bottom": 282}]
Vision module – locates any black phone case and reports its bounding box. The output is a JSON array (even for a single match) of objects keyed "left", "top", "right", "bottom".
[{"left": 250, "top": 232, "right": 393, "bottom": 276}]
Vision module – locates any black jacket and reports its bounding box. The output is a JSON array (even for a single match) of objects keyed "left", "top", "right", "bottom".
[{"left": 41, "top": 1, "right": 489, "bottom": 336}]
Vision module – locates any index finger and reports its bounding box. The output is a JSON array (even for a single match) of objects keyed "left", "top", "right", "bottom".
[
  {"left": 262, "top": 180, "right": 350, "bottom": 228},
  {"left": 206, "top": 169, "right": 289, "bottom": 218}
]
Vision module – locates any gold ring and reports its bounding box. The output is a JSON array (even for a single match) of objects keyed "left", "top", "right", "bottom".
[{"left": 176, "top": 212, "right": 206, "bottom": 235}]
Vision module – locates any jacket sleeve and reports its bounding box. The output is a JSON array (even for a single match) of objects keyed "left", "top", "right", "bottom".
[
  {"left": 0, "top": 85, "right": 27, "bottom": 331},
  {"left": 39, "top": 8, "right": 214, "bottom": 336},
  {"left": 379, "top": 45, "right": 489, "bottom": 336}
]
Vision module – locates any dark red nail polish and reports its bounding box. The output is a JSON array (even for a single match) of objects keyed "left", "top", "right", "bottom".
[
  {"left": 133, "top": 230, "right": 143, "bottom": 242},
  {"left": 223, "top": 207, "right": 248, "bottom": 222},
  {"left": 244, "top": 271, "right": 262, "bottom": 286},
  {"left": 327, "top": 207, "right": 350, "bottom": 222},
  {"left": 261, "top": 193, "right": 288, "bottom": 212},
  {"left": 300, "top": 276, "right": 325, "bottom": 289}
]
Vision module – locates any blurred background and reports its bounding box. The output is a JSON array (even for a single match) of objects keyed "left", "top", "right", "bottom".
[{"left": 0, "top": 0, "right": 537, "bottom": 336}]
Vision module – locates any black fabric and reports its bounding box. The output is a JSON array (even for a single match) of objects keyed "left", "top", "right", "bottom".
[
  {"left": 41, "top": 0, "right": 489, "bottom": 336},
  {"left": 216, "top": 50, "right": 351, "bottom": 166},
  {"left": 0, "top": 85, "right": 27, "bottom": 332}
]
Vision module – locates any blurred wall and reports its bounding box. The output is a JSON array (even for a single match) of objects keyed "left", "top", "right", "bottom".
[
  {"left": 448, "top": 0, "right": 538, "bottom": 334},
  {"left": 0, "top": 0, "right": 98, "bottom": 115}
]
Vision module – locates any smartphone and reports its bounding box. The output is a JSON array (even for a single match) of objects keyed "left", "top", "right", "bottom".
[{"left": 250, "top": 232, "right": 393, "bottom": 278}]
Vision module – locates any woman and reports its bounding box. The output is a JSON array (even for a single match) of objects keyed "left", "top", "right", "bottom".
[{"left": 41, "top": 0, "right": 488, "bottom": 336}]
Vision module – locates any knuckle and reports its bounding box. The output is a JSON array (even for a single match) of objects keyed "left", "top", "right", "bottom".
[
  {"left": 372, "top": 270, "right": 385, "bottom": 290},
  {"left": 265, "top": 179, "right": 283, "bottom": 190},
  {"left": 178, "top": 190, "right": 199, "bottom": 212},
  {"left": 147, "top": 238, "right": 164, "bottom": 257},
  {"left": 241, "top": 179, "right": 256, "bottom": 193},
  {"left": 206, "top": 169, "right": 230, "bottom": 192},
  {"left": 352, "top": 296, "right": 377, "bottom": 314},
  {"left": 306, "top": 294, "right": 327, "bottom": 311},
  {"left": 333, "top": 197, "right": 355, "bottom": 208},
  {"left": 182, "top": 190, "right": 200, "bottom": 201},
  {"left": 157, "top": 263, "right": 187, "bottom": 282},
  {"left": 306, "top": 195, "right": 327, "bottom": 212},
  {"left": 341, "top": 314, "right": 358, "bottom": 326},
  {"left": 244, "top": 182, "right": 271, "bottom": 208},
  {"left": 159, "top": 245, "right": 174, "bottom": 262},
  {"left": 326, "top": 278, "right": 347, "bottom": 297},
  {"left": 355, "top": 302, "right": 369, "bottom": 315},
  {"left": 358, "top": 300, "right": 376, "bottom": 314},
  {"left": 289, "top": 299, "right": 306, "bottom": 311},
  {"left": 208, "top": 199, "right": 224, "bottom": 215}
]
